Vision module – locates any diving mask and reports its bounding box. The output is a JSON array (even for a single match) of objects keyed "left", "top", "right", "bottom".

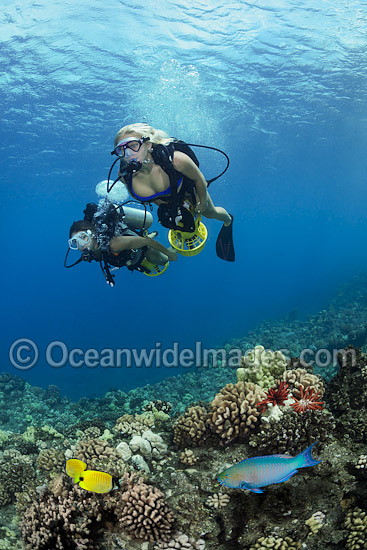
[
  {"left": 68, "top": 230, "right": 93, "bottom": 251},
  {"left": 111, "top": 136, "right": 150, "bottom": 158}
]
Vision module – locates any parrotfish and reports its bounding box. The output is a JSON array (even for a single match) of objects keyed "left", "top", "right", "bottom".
[{"left": 217, "top": 443, "right": 321, "bottom": 493}]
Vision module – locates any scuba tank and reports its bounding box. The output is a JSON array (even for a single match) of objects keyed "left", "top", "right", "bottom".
[{"left": 116, "top": 205, "right": 153, "bottom": 230}]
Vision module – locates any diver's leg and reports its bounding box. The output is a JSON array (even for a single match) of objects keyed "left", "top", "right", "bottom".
[
  {"left": 201, "top": 193, "right": 232, "bottom": 226},
  {"left": 199, "top": 193, "right": 235, "bottom": 261},
  {"left": 145, "top": 246, "right": 169, "bottom": 265}
]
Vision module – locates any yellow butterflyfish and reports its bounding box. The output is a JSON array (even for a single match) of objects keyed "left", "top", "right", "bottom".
[
  {"left": 65, "top": 458, "right": 87, "bottom": 482},
  {"left": 78, "top": 469, "right": 114, "bottom": 494}
]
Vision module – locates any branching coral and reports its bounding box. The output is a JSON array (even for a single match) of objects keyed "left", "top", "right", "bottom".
[
  {"left": 207, "top": 382, "right": 266, "bottom": 445},
  {"left": 326, "top": 347, "right": 367, "bottom": 443},
  {"left": 249, "top": 536, "right": 301, "bottom": 550},
  {"left": 143, "top": 400, "right": 173, "bottom": 429},
  {"left": 37, "top": 448, "right": 65, "bottom": 477},
  {"left": 344, "top": 507, "right": 367, "bottom": 550},
  {"left": 206, "top": 493, "right": 230, "bottom": 510},
  {"left": 154, "top": 532, "right": 205, "bottom": 549},
  {"left": 179, "top": 449, "right": 198, "bottom": 466},
  {"left": 114, "top": 413, "right": 155, "bottom": 436},
  {"left": 173, "top": 406, "right": 209, "bottom": 448},
  {"left": 74, "top": 437, "right": 126, "bottom": 477},
  {"left": 282, "top": 368, "right": 325, "bottom": 399},
  {"left": 21, "top": 484, "right": 105, "bottom": 549},
  {"left": 328, "top": 347, "right": 367, "bottom": 413},
  {"left": 332, "top": 410, "right": 367, "bottom": 444},
  {"left": 236, "top": 345, "right": 287, "bottom": 388},
  {"left": 113, "top": 473, "right": 175, "bottom": 542},
  {"left": 249, "top": 408, "right": 335, "bottom": 454},
  {"left": 129, "top": 430, "right": 168, "bottom": 460},
  {"left": 0, "top": 449, "right": 35, "bottom": 506},
  {"left": 22, "top": 471, "right": 175, "bottom": 548},
  {"left": 83, "top": 426, "right": 102, "bottom": 439},
  {"left": 144, "top": 400, "right": 173, "bottom": 415},
  {"left": 305, "top": 511, "right": 326, "bottom": 535}
]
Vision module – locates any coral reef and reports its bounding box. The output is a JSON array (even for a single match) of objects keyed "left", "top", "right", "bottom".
[
  {"left": 154, "top": 532, "right": 205, "bottom": 549},
  {"left": 328, "top": 347, "right": 367, "bottom": 413},
  {"left": 74, "top": 437, "right": 126, "bottom": 477},
  {"left": 305, "top": 511, "right": 326, "bottom": 535},
  {"left": 114, "top": 413, "right": 155, "bottom": 436},
  {"left": 21, "top": 483, "right": 106, "bottom": 549},
  {"left": 344, "top": 507, "right": 367, "bottom": 550},
  {"left": 206, "top": 493, "right": 230, "bottom": 510},
  {"left": 37, "top": 448, "right": 64, "bottom": 477},
  {"left": 207, "top": 381, "right": 266, "bottom": 445},
  {"left": 0, "top": 449, "right": 35, "bottom": 506},
  {"left": 236, "top": 345, "right": 287, "bottom": 388},
  {"left": 249, "top": 409, "right": 336, "bottom": 454},
  {"left": 129, "top": 430, "right": 168, "bottom": 460},
  {"left": 282, "top": 368, "right": 325, "bottom": 399},
  {"left": 143, "top": 400, "right": 173, "bottom": 429},
  {"left": 2, "top": 273, "right": 367, "bottom": 549},
  {"left": 179, "top": 449, "right": 198, "bottom": 466},
  {"left": 248, "top": 536, "right": 301, "bottom": 550},
  {"left": 173, "top": 406, "right": 209, "bottom": 448},
  {"left": 326, "top": 347, "right": 367, "bottom": 444},
  {"left": 21, "top": 472, "right": 175, "bottom": 548},
  {"left": 113, "top": 473, "right": 175, "bottom": 542}
]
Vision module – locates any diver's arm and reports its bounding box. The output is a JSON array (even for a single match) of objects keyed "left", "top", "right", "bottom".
[
  {"left": 172, "top": 151, "right": 209, "bottom": 212},
  {"left": 110, "top": 235, "right": 177, "bottom": 261}
]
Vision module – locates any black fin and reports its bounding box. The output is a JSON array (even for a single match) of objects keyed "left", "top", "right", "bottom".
[{"left": 216, "top": 215, "right": 235, "bottom": 262}]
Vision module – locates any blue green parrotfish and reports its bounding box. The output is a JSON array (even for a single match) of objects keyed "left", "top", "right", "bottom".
[{"left": 217, "top": 443, "right": 321, "bottom": 493}]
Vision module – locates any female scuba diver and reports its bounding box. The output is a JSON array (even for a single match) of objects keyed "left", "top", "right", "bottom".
[{"left": 110, "top": 123, "right": 235, "bottom": 262}]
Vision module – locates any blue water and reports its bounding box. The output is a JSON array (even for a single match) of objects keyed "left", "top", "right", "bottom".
[{"left": 1, "top": 0, "right": 367, "bottom": 399}]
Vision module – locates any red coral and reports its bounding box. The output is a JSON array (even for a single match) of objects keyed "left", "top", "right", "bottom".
[
  {"left": 290, "top": 386, "right": 325, "bottom": 414},
  {"left": 257, "top": 381, "right": 290, "bottom": 413}
]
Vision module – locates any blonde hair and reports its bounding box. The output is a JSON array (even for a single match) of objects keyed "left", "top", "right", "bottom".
[{"left": 114, "top": 123, "right": 173, "bottom": 147}]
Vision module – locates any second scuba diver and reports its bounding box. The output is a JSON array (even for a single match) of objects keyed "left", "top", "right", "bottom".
[
  {"left": 108, "top": 123, "right": 235, "bottom": 262},
  {"left": 65, "top": 201, "right": 177, "bottom": 286}
]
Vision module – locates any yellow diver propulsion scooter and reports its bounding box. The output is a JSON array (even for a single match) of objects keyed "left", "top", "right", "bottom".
[
  {"left": 140, "top": 258, "right": 169, "bottom": 277},
  {"left": 168, "top": 203, "right": 207, "bottom": 257}
]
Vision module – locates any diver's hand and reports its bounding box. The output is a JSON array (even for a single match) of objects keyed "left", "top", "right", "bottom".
[{"left": 167, "top": 249, "right": 178, "bottom": 262}]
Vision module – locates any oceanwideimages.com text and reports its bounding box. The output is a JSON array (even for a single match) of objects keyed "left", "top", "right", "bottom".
[{"left": 8, "top": 338, "right": 355, "bottom": 372}]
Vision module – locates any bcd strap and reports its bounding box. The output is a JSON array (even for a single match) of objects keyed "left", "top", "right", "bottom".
[{"left": 151, "top": 143, "right": 196, "bottom": 231}]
